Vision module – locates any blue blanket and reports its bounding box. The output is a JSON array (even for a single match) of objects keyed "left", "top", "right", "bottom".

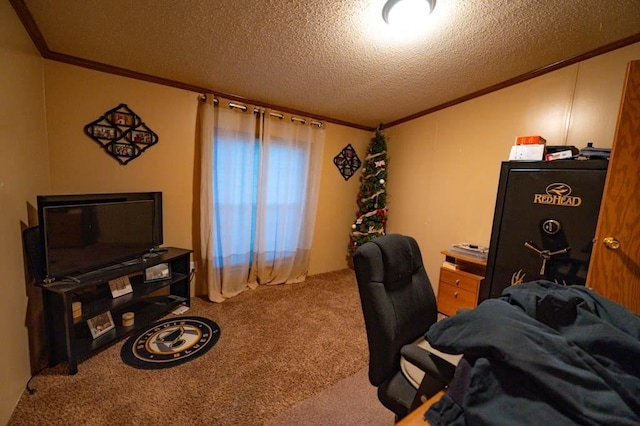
[{"left": 425, "top": 280, "right": 640, "bottom": 425}]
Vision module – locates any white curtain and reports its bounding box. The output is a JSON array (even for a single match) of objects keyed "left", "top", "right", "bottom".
[
  {"left": 198, "top": 97, "right": 325, "bottom": 302},
  {"left": 199, "top": 96, "right": 259, "bottom": 302},
  {"left": 254, "top": 110, "right": 325, "bottom": 284}
]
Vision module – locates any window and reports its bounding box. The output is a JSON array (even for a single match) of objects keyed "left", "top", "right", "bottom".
[{"left": 198, "top": 97, "right": 325, "bottom": 300}]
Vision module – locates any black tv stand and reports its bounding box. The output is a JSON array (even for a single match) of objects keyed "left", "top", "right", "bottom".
[{"left": 38, "top": 247, "right": 192, "bottom": 374}]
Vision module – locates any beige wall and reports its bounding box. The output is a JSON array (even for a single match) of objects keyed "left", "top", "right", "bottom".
[
  {"left": 44, "top": 62, "right": 198, "bottom": 252},
  {"left": 311, "top": 126, "right": 371, "bottom": 274},
  {"left": 0, "top": 3, "right": 51, "bottom": 424},
  {"left": 43, "top": 61, "right": 371, "bottom": 283},
  {"left": 385, "top": 42, "right": 640, "bottom": 293}
]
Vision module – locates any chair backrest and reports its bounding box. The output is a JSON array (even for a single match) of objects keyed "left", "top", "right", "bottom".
[{"left": 353, "top": 234, "right": 437, "bottom": 386}]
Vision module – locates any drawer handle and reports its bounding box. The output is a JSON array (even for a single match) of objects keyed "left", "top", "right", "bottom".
[
  {"left": 455, "top": 279, "right": 460, "bottom": 286},
  {"left": 454, "top": 291, "right": 459, "bottom": 298}
]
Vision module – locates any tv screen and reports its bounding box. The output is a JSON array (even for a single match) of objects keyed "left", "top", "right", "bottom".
[{"left": 37, "top": 192, "right": 163, "bottom": 280}]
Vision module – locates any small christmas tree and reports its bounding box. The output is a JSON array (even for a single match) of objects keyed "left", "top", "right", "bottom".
[{"left": 347, "top": 130, "right": 388, "bottom": 265}]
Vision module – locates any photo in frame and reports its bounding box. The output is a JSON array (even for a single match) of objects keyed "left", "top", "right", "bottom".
[
  {"left": 129, "top": 130, "right": 153, "bottom": 144},
  {"left": 144, "top": 263, "right": 171, "bottom": 283},
  {"left": 111, "top": 142, "right": 136, "bottom": 157},
  {"left": 108, "top": 275, "right": 133, "bottom": 298},
  {"left": 87, "top": 311, "right": 115, "bottom": 339},
  {"left": 92, "top": 125, "right": 117, "bottom": 140},
  {"left": 110, "top": 111, "right": 134, "bottom": 126}
]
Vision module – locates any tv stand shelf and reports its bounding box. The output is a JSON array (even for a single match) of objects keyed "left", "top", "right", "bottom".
[{"left": 38, "top": 247, "right": 192, "bottom": 374}]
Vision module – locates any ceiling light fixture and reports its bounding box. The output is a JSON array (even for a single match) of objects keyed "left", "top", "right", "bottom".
[{"left": 382, "top": 0, "right": 436, "bottom": 26}]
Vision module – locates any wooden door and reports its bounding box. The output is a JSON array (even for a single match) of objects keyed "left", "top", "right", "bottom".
[{"left": 586, "top": 60, "right": 640, "bottom": 314}]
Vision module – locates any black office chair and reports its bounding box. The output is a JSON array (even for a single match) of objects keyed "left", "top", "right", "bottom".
[{"left": 353, "top": 234, "right": 458, "bottom": 420}]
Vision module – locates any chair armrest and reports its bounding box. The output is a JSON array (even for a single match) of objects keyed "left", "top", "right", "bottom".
[
  {"left": 400, "top": 344, "right": 456, "bottom": 384},
  {"left": 401, "top": 344, "right": 458, "bottom": 411}
]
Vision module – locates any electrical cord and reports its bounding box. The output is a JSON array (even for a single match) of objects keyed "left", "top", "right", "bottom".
[{"left": 25, "top": 364, "right": 48, "bottom": 395}]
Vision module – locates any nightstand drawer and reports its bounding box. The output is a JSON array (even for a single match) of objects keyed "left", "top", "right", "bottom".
[
  {"left": 439, "top": 268, "right": 481, "bottom": 293},
  {"left": 437, "top": 283, "right": 477, "bottom": 316}
]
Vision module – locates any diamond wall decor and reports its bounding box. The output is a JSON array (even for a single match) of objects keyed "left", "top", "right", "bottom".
[
  {"left": 84, "top": 104, "right": 158, "bottom": 165},
  {"left": 333, "top": 144, "right": 361, "bottom": 181}
]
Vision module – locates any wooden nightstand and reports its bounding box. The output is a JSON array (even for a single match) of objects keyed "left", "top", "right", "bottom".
[{"left": 437, "top": 250, "right": 486, "bottom": 316}]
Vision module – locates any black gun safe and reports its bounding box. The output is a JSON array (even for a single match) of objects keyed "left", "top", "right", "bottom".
[{"left": 480, "top": 160, "right": 608, "bottom": 301}]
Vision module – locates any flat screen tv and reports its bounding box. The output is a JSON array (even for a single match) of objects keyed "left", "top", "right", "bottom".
[{"left": 37, "top": 192, "right": 163, "bottom": 280}]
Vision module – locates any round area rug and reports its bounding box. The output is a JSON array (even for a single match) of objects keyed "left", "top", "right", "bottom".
[{"left": 121, "top": 316, "right": 220, "bottom": 369}]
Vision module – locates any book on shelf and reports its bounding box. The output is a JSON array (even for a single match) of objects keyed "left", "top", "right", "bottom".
[{"left": 442, "top": 261, "right": 459, "bottom": 271}]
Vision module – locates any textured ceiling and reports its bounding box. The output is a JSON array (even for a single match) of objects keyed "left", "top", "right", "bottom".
[{"left": 20, "top": 0, "right": 640, "bottom": 129}]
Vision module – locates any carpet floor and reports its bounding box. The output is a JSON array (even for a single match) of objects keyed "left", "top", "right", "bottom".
[
  {"left": 265, "top": 368, "right": 392, "bottom": 426},
  {"left": 9, "top": 269, "right": 393, "bottom": 425}
]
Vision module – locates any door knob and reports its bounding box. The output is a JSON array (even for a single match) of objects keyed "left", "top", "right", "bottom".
[{"left": 603, "top": 237, "right": 621, "bottom": 250}]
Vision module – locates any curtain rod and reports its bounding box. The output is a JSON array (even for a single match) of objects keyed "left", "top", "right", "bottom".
[{"left": 199, "top": 94, "right": 323, "bottom": 128}]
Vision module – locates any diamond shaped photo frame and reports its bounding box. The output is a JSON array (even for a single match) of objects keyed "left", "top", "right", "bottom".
[
  {"left": 84, "top": 104, "right": 158, "bottom": 165},
  {"left": 333, "top": 143, "right": 361, "bottom": 181}
]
